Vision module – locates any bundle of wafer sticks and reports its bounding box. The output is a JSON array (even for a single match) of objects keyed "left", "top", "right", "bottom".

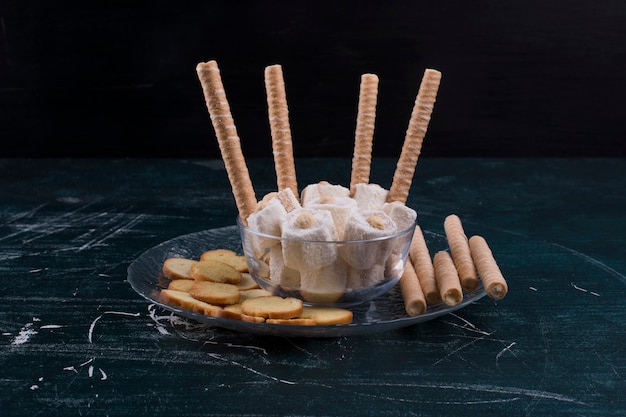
[
  {"left": 196, "top": 61, "right": 438, "bottom": 220},
  {"left": 196, "top": 60, "right": 507, "bottom": 316},
  {"left": 400, "top": 214, "right": 508, "bottom": 317}
]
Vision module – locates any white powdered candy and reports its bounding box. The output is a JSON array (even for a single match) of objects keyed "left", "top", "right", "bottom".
[
  {"left": 352, "top": 183, "right": 389, "bottom": 211},
  {"left": 281, "top": 209, "right": 338, "bottom": 270},
  {"left": 340, "top": 210, "right": 397, "bottom": 269}
]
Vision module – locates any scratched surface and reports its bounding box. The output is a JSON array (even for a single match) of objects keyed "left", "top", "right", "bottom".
[{"left": 0, "top": 158, "right": 624, "bottom": 416}]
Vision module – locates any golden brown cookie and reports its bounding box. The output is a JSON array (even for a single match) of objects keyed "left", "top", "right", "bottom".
[
  {"left": 239, "top": 288, "right": 273, "bottom": 301},
  {"left": 200, "top": 249, "right": 249, "bottom": 273},
  {"left": 299, "top": 306, "right": 353, "bottom": 325},
  {"left": 189, "top": 281, "right": 240, "bottom": 305},
  {"left": 159, "top": 289, "right": 223, "bottom": 316},
  {"left": 189, "top": 260, "right": 242, "bottom": 284},
  {"left": 235, "top": 272, "right": 260, "bottom": 290},
  {"left": 266, "top": 318, "right": 317, "bottom": 326},
  {"left": 167, "top": 279, "right": 194, "bottom": 292},
  {"left": 162, "top": 257, "right": 197, "bottom": 280},
  {"left": 218, "top": 304, "right": 266, "bottom": 323},
  {"left": 241, "top": 296, "right": 303, "bottom": 319}
]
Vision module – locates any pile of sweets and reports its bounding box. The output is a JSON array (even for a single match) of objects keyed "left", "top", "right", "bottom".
[{"left": 244, "top": 183, "right": 416, "bottom": 303}]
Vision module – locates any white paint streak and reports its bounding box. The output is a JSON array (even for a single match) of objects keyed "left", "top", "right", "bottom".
[
  {"left": 431, "top": 382, "right": 584, "bottom": 404},
  {"left": 432, "top": 336, "right": 486, "bottom": 366},
  {"left": 343, "top": 381, "right": 584, "bottom": 405},
  {"left": 88, "top": 316, "right": 104, "bottom": 343},
  {"left": 147, "top": 304, "right": 269, "bottom": 355},
  {"left": 57, "top": 196, "right": 82, "bottom": 204},
  {"left": 77, "top": 213, "right": 146, "bottom": 251},
  {"left": 595, "top": 351, "right": 621, "bottom": 377},
  {"left": 147, "top": 304, "right": 209, "bottom": 331},
  {"left": 207, "top": 353, "right": 296, "bottom": 385},
  {"left": 12, "top": 323, "right": 37, "bottom": 345},
  {"left": 444, "top": 314, "right": 492, "bottom": 336},
  {"left": 571, "top": 282, "right": 600, "bottom": 296},
  {"left": 201, "top": 340, "right": 269, "bottom": 356},
  {"left": 554, "top": 242, "right": 626, "bottom": 284},
  {"left": 155, "top": 325, "right": 170, "bottom": 335},
  {"left": 495, "top": 342, "right": 517, "bottom": 366},
  {"left": 88, "top": 311, "right": 141, "bottom": 343},
  {"left": 80, "top": 358, "right": 94, "bottom": 367},
  {"left": 449, "top": 313, "right": 477, "bottom": 330},
  {"left": 99, "top": 368, "right": 108, "bottom": 381}
]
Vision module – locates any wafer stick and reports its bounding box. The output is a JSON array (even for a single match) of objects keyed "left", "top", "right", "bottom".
[
  {"left": 387, "top": 69, "right": 441, "bottom": 204},
  {"left": 433, "top": 251, "right": 463, "bottom": 306},
  {"left": 265, "top": 64, "right": 298, "bottom": 198},
  {"left": 469, "top": 235, "right": 508, "bottom": 300},
  {"left": 444, "top": 214, "right": 479, "bottom": 291},
  {"left": 400, "top": 260, "right": 427, "bottom": 316},
  {"left": 409, "top": 225, "right": 441, "bottom": 305},
  {"left": 349, "top": 73, "right": 379, "bottom": 196},
  {"left": 196, "top": 61, "right": 257, "bottom": 223}
]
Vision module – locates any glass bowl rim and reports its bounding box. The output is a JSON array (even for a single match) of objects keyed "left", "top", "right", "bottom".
[{"left": 237, "top": 216, "right": 417, "bottom": 245}]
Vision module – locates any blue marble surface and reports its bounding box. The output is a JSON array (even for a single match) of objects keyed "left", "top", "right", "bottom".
[{"left": 0, "top": 158, "right": 624, "bottom": 416}]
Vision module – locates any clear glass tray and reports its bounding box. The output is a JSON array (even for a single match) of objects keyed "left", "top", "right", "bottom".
[{"left": 127, "top": 226, "right": 486, "bottom": 337}]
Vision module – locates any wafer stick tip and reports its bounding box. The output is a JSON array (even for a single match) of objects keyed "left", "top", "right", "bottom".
[
  {"left": 445, "top": 213, "right": 460, "bottom": 222},
  {"left": 362, "top": 73, "right": 379, "bottom": 82},
  {"left": 196, "top": 60, "right": 218, "bottom": 72},
  {"left": 265, "top": 64, "right": 282, "bottom": 73}
]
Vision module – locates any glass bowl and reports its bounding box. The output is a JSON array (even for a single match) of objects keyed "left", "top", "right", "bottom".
[{"left": 237, "top": 216, "right": 416, "bottom": 307}]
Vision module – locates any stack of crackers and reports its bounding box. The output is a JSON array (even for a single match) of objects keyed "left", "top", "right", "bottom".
[{"left": 160, "top": 249, "right": 353, "bottom": 325}]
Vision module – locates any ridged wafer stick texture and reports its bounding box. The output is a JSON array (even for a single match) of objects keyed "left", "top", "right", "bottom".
[
  {"left": 433, "top": 250, "right": 463, "bottom": 306},
  {"left": 196, "top": 60, "right": 257, "bottom": 223},
  {"left": 387, "top": 69, "right": 441, "bottom": 204},
  {"left": 409, "top": 225, "right": 441, "bottom": 305},
  {"left": 400, "top": 260, "right": 427, "bottom": 316},
  {"left": 350, "top": 73, "right": 379, "bottom": 196},
  {"left": 469, "top": 235, "right": 508, "bottom": 300},
  {"left": 265, "top": 64, "right": 298, "bottom": 198},
  {"left": 444, "top": 214, "right": 479, "bottom": 291}
]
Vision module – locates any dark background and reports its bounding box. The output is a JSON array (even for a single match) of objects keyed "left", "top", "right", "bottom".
[{"left": 1, "top": 1, "right": 625, "bottom": 158}]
